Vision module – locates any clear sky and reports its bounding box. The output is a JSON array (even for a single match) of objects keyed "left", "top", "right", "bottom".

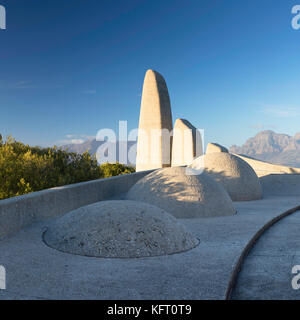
[{"left": 1, "top": 0, "right": 300, "bottom": 149}]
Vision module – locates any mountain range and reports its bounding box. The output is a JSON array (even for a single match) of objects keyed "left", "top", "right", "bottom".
[{"left": 230, "top": 130, "right": 300, "bottom": 168}]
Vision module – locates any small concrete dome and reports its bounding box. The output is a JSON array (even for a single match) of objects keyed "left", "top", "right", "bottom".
[
  {"left": 206, "top": 143, "right": 228, "bottom": 154},
  {"left": 126, "top": 167, "right": 236, "bottom": 218},
  {"left": 43, "top": 200, "right": 198, "bottom": 258},
  {"left": 190, "top": 153, "right": 262, "bottom": 201}
]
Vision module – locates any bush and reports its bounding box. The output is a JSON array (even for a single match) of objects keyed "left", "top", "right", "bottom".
[
  {"left": 100, "top": 162, "right": 135, "bottom": 178},
  {"left": 0, "top": 136, "right": 135, "bottom": 200}
]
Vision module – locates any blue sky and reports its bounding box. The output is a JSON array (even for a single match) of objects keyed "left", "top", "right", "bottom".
[{"left": 0, "top": 0, "right": 300, "bottom": 148}]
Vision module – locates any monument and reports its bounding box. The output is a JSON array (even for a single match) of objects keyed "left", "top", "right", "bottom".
[
  {"left": 136, "top": 70, "right": 173, "bottom": 172},
  {"left": 171, "top": 119, "right": 203, "bottom": 167}
]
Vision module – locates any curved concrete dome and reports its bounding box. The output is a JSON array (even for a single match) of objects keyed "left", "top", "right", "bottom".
[
  {"left": 206, "top": 143, "right": 228, "bottom": 154},
  {"left": 43, "top": 200, "right": 198, "bottom": 258},
  {"left": 126, "top": 167, "right": 236, "bottom": 218},
  {"left": 190, "top": 153, "right": 262, "bottom": 201}
]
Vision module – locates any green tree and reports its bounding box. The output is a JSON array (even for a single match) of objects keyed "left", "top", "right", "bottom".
[{"left": 0, "top": 136, "right": 135, "bottom": 200}]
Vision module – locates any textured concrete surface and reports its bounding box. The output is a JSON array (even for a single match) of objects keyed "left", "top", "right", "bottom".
[
  {"left": 136, "top": 70, "right": 173, "bottom": 171},
  {"left": 206, "top": 143, "right": 228, "bottom": 154},
  {"left": 126, "top": 167, "right": 236, "bottom": 218},
  {"left": 190, "top": 153, "right": 262, "bottom": 201},
  {"left": 1, "top": 195, "right": 300, "bottom": 300},
  {"left": 0, "top": 170, "right": 153, "bottom": 240},
  {"left": 260, "top": 174, "right": 300, "bottom": 197},
  {"left": 171, "top": 119, "right": 202, "bottom": 167},
  {"left": 44, "top": 200, "right": 198, "bottom": 258},
  {"left": 232, "top": 210, "right": 300, "bottom": 300},
  {"left": 234, "top": 154, "right": 300, "bottom": 177}
]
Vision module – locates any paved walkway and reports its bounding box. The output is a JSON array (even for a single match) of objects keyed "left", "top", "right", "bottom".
[
  {"left": 232, "top": 210, "right": 300, "bottom": 300},
  {"left": 0, "top": 195, "right": 300, "bottom": 299}
]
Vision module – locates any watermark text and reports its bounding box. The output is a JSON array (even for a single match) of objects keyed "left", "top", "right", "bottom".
[
  {"left": 292, "top": 265, "right": 300, "bottom": 290},
  {"left": 292, "top": 5, "right": 300, "bottom": 30},
  {"left": 0, "top": 265, "right": 5, "bottom": 290},
  {"left": 0, "top": 5, "right": 6, "bottom": 30}
]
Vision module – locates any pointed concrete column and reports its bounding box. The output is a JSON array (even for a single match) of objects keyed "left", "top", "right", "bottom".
[
  {"left": 171, "top": 119, "right": 203, "bottom": 167},
  {"left": 136, "top": 70, "right": 173, "bottom": 171}
]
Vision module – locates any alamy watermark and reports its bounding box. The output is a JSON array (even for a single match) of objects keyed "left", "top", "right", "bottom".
[
  {"left": 0, "top": 265, "right": 5, "bottom": 290},
  {"left": 0, "top": 5, "right": 6, "bottom": 30},
  {"left": 292, "top": 265, "right": 300, "bottom": 290},
  {"left": 292, "top": 5, "right": 300, "bottom": 30},
  {"left": 1, "top": 5, "right": 300, "bottom": 31},
  {"left": 95, "top": 121, "right": 205, "bottom": 175}
]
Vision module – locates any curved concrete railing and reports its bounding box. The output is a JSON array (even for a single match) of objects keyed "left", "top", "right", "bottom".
[
  {"left": 260, "top": 174, "right": 300, "bottom": 197},
  {"left": 225, "top": 204, "right": 300, "bottom": 300},
  {"left": 234, "top": 154, "right": 300, "bottom": 177},
  {"left": 0, "top": 170, "right": 153, "bottom": 240}
]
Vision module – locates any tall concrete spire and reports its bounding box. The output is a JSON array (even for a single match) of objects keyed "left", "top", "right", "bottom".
[
  {"left": 136, "top": 70, "right": 173, "bottom": 171},
  {"left": 171, "top": 119, "right": 203, "bottom": 167}
]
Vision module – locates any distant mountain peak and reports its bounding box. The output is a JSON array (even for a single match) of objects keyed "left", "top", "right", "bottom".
[
  {"left": 230, "top": 130, "right": 300, "bottom": 168},
  {"left": 256, "top": 130, "right": 276, "bottom": 135}
]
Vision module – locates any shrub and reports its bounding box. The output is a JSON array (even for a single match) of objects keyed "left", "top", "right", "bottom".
[
  {"left": 100, "top": 162, "right": 135, "bottom": 178},
  {"left": 0, "top": 135, "right": 135, "bottom": 200}
]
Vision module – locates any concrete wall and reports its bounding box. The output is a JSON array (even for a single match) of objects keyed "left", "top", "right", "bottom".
[
  {"left": 234, "top": 154, "right": 300, "bottom": 177},
  {"left": 260, "top": 174, "right": 300, "bottom": 197},
  {"left": 0, "top": 170, "right": 153, "bottom": 240}
]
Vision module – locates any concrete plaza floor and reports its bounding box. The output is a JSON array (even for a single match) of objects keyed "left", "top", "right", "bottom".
[
  {"left": 0, "top": 194, "right": 300, "bottom": 299},
  {"left": 232, "top": 209, "right": 300, "bottom": 300}
]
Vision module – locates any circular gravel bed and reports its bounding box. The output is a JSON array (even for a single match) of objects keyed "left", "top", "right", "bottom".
[{"left": 43, "top": 200, "right": 199, "bottom": 258}]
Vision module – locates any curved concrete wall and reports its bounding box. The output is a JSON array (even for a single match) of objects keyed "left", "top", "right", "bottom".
[
  {"left": 260, "top": 174, "right": 300, "bottom": 197},
  {"left": 234, "top": 154, "right": 300, "bottom": 177},
  {"left": 0, "top": 170, "right": 153, "bottom": 240}
]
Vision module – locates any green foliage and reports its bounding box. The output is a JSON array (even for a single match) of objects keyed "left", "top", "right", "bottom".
[
  {"left": 100, "top": 162, "right": 135, "bottom": 178},
  {"left": 0, "top": 135, "right": 135, "bottom": 200}
]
